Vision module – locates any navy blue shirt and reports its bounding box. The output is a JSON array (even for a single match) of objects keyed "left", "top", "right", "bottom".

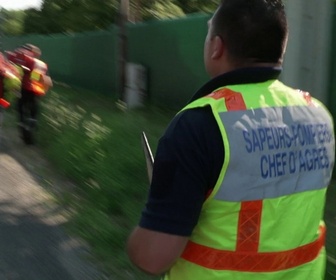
[{"left": 139, "top": 67, "right": 282, "bottom": 236}]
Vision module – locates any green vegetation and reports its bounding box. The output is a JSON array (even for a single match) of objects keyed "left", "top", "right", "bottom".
[
  {"left": 37, "top": 84, "right": 175, "bottom": 279},
  {"left": 0, "top": 0, "right": 219, "bottom": 35}
]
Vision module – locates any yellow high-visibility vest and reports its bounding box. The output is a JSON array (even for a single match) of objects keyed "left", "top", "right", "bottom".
[{"left": 165, "top": 80, "right": 335, "bottom": 280}]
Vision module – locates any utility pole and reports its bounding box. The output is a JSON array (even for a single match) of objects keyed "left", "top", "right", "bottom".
[
  {"left": 135, "top": 0, "right": 142, "bottom": 22},
  {"left": 118, "top": 0, "right": 129, "bottom": 103}
]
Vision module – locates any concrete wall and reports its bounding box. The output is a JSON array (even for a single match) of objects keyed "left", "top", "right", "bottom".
[{"left": 281, "top": 0, "right": 334, "bottom": 104}]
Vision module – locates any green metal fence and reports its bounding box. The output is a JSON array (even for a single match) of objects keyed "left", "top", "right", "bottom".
[
  {"left": 128, "top": 14, "right": 209, "bottom": 107},
  {"left": 2, "top": 13, "right": 210, "bottom": 109},
  {"left": 3, "top": 9, "right": 336, "bottom": 112}
]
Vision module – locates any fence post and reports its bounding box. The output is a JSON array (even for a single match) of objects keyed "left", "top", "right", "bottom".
[{"left": 117, "top": 0, "right": 129, "bottom": 104}]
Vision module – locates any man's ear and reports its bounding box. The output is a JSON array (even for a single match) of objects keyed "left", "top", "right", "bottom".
[{"left": 211, "top": 36, "right": 224, "bottom": 59}]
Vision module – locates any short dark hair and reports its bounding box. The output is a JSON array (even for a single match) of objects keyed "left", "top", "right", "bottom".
[
  {"left": 212, "top": 0, "right": 288, "bottom": 65},
  {"left": 21, "top": 43, "right": 41, "bottom": 57},
  {"left": 21, "top": 44, "right": 34, "bottom": 51}
]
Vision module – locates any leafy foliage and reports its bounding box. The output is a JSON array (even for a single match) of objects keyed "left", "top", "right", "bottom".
[
  {"left": 23, "top": 8, "right": 45, "bottom": 34},
  {"left": 24, "top": 0, "right": 119, "bottom": 34},
  {"left": 136, "top": 0, "right": 185, "bottom": 21},
  {"left": 1, "top": 0, "right": 219, "bottom": 35},
  {"left": 176, "top": 0, "right": 219, "bottom": 14},
  {"left": 0, "top": 9, "right": 25, "bottom": 36}
]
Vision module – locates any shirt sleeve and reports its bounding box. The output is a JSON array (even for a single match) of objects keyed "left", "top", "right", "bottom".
[{"left": 139, "top": 106, "right": 224, "bottom": 236}]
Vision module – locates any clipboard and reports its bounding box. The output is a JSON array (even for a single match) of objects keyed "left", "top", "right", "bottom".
[{"left": 141, "top": 131, "right": 154, "bottom": 183}]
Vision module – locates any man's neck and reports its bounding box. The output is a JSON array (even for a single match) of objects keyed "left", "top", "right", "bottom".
[{"left": 213, "top": 62, "right": 282, "bottom": 78}]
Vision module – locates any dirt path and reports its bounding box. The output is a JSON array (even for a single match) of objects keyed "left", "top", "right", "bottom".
[{"left": 0, "top": 111, "right": 107, "bottom": 280}]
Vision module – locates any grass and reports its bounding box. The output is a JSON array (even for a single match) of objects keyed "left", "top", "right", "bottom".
[{"left": 35, "top": 84, "right": 175, "bottom": 279}]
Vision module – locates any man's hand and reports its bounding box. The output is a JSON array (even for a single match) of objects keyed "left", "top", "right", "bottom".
[
  {"left": 42, "top": 75, "right": 53, "bottom": 92},
  {"left": 127, "top": 226, "right": 189, "bottom": 275}
]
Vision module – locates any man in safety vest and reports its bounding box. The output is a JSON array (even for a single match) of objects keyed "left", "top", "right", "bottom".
[
  {"left": 7, "top": 44, "right": 52, "bottom": 132},
  {"left": 127, "top": 0, "right": 335, "bottom": 279}
]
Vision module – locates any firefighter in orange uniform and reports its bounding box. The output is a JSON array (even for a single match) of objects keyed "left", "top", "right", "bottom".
[{"left": 7, "top": 44, "right": 52, "bottom": 143}]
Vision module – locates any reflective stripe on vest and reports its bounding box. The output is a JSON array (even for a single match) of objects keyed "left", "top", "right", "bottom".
[
  {"left": 30, "top": 59, "right": 47, "bottom": 96},
  {"left": 30, "top": 72, "right": 45, "bottom": 96},
  {"left": 182, "top": 220, "right": 326, "bottom": 272},
  {"left": 0, "top": 98, "right": 10, "bottom": 108}
]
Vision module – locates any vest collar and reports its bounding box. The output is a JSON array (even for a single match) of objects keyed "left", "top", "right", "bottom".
[{"left": 189, "top": 67, "right": 282, "bottom": 103}]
